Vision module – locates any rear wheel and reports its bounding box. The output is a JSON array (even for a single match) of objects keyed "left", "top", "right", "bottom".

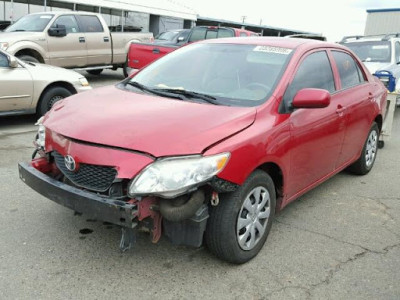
[
  {"left": 348, "top": 122, "right": 379, "bottom": 175},
  {"left": 205, "top": 170, "right": 276, "bottom": 264},
  {"left": 37, "top": 86, "right": 72, "bottom": 116},
  {"left": 86, "top": 69, "right": 103, "bottom": 75}
]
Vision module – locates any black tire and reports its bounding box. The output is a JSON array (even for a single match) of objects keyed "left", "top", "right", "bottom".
[
  {"left": 205, "top": 170, "right": 276, "bottom": 264},
  {"left": 86, "top": 69, "right": 103, "bottom": 75},
  {"left": 37, "top": 86, "right": 72, "bottom": 116},
  {"left": 348, "top": 122, "right": 379, "bottom": 175},
  {"left": 17, "top": 55, "right": 40, "bottom": 63},
  {"left": 123, "top": 58, "right": 132, "bottom": 78}
]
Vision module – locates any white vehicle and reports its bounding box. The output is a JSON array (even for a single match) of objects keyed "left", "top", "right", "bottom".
[{"left": 340, "top": 34, "right": 400, "bottom": 104}]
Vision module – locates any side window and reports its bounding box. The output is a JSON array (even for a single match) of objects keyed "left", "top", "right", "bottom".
[
  {"left": 78, "top": 15, "right": 104, "bottom": 33},
  {"left": 283, "top": 51, "right": 335, "bottom": 110},
  {"left": 395, "top": 42, "right": 400, "bottom": 64},
  {"left": 240, "top": 32, "right": 248, "bottom": 37},
  {"left": 205, "top": 30, "right": 217, "bottom": 39},
  {"left": 332, "top": 51, "right": 364, "bottom": 90},
  {"left": 189, "top": 27, "right": 207, "bottom": 42},
  {"left": 52, "top": 15, "right": 80, "bottom": 34},
  {"left": 217, "top": 28, "right": 234, "bottom": 38},
  {"left": 0, "top": 53, "right": 8, "bottom": 68}
]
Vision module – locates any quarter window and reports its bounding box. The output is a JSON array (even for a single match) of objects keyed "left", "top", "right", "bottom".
[
  {"left": 332, "top": 51, "right": 364, "bottom": 90},
  {"left": 52, "top": 15, "right": 80, "bottom": 34},
  {"left": 283, "top": 51, "right": 335, "bottom": 110},
  {"left": 78, "top": 15, "right": 104, "bottom": 33},
  {"left": 0, "top": 53, "right": 8, "bottom": 68}
]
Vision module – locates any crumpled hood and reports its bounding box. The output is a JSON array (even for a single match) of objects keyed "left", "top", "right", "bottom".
[{"left": 43, "top": 85, "right": 256, "bottom": 157}]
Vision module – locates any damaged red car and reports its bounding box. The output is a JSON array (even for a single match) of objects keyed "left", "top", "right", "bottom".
[{"left": 19, "top": 37, "right": 387, "bottom": 264}]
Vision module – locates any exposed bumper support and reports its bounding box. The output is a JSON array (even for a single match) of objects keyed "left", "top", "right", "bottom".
[{"left": 18, "top": 162, "right": 137, "bottom": 229}]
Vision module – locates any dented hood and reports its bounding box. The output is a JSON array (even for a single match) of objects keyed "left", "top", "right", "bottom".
[{"left": 43, "top": 86, "right": 256, "bottom": 157}]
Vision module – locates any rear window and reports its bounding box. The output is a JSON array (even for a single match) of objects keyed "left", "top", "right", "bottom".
[{"left": 77, "top": 15, "right": 103, "bottom": 32}]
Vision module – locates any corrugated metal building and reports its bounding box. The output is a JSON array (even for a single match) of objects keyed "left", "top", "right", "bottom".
[
  {"left": 365, "top": 8, "right": 400, "bottom": 35},
  {"left": 0, "top": 0, "right": 312, "bottom": 36},
  {"left": 0, "top": 0, "right": 197, "bottom": 34}
]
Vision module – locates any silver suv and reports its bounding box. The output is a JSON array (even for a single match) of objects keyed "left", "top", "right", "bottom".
[{"left": 340, "top": 34, "right": 400, "bottom": 104}]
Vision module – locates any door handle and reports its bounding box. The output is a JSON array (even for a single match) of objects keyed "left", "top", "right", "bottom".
[
  {"left": 152, "top": 48, "right": 160, "bottom": 54},
  {"left": 104, "top": 37, "right": 110, "bottom": 42},
  {"left": 336, "top": 105, "right": 346, "bottom": 116},
  {"left": 79, "top": 37, "right": 85, "bottom": 43}
]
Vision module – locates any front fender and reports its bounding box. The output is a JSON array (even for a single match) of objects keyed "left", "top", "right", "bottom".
[{"left": 7, "top": 41, "right": 48, "bottom": 63}]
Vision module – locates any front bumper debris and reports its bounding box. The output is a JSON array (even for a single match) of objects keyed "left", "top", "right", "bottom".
[{"left": 18, "top": 162, "right": 137, "bottom": 229}]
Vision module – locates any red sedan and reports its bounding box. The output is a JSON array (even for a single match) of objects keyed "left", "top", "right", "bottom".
[{"left": 19, "top": 37, "right": 387, "bottom": 264}]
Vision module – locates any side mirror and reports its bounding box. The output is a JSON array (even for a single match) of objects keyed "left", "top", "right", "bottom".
[
  {"left": 48, "top": 24, "right": 67, "bottom": 37},
  {"left": 292, "top": 88, "right": 330, "bottom": 109},
  {"left": 8, "top": 56, "right": 18, "bottom": 68}
]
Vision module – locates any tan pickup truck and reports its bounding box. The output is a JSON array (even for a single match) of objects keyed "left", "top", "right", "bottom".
[{"left": 0, "top": 11, "right": 153, "bottom": 76}]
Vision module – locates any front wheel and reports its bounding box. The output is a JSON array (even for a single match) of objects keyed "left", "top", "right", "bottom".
[
  {"left": 17, "top": 55, "right": 40, "bottom": 63},
  {"left": 37, "top": 86, "right": 72, "bottom": 116},
  {"left": 348, "top": 122, "right": 379, "bottom": 175},
  {"left": 205, "top": 170, "right": 276, "bottom": 264}
]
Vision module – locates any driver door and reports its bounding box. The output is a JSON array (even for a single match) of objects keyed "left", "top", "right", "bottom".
[
  {"left": 0, "top": 53, "right": 33, "bottom": 112},
  {"left": 47, "top": 15, "right": 87, "bottom": 67}
]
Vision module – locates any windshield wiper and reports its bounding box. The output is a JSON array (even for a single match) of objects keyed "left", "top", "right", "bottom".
[
  {"left": 153, "top": 88, "right": 220, "bottom": 105},
  {"left": 126, "top": 81, "right": 184, "bottom": 100},
  {"left": 13, "top": 29, "right": 26, "bottom": 32}
]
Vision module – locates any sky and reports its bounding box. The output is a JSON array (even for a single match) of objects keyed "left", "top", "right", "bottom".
[{"left": 176, "top": 0, "right": 400, "bottom": 42}]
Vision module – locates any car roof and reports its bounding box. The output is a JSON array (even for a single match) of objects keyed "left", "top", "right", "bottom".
[
  {"left": 29, "top": 11, "right": 99, "bottom": 16},
  {"left": 200, "top": 36, "right": 340, "bottom": 50}
]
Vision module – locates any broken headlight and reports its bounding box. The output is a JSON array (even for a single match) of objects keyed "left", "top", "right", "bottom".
[{"left": 128, "top": 152, "right": 230, "bottom": 198}]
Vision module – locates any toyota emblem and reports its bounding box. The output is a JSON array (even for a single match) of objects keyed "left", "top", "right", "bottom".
[{"left": 64, "top": 155, "right": 76, "bottom": 171}]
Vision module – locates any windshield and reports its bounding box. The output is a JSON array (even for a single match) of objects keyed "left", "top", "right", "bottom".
[
  {"left": 344, "top": 41, "right": 392, "bottom": 63},
  {"left": 5, "top": 14, "right": 54, "bottom": 32},
  {"left": 127, "top": 43, "right": 293, "bottom": 107}
]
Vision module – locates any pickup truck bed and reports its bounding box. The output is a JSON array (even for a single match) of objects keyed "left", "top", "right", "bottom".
[{"left": 128, "top": 26, "right": 257, "bottom": 71}]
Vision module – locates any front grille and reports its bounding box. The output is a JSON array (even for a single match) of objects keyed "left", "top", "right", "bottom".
[{"left": 53, "top": 151, "right": 117, "bottom": 192}]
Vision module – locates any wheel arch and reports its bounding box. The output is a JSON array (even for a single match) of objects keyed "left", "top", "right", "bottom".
[
  {"left": 15, "top": 48, "right": 45, "bottom": 63},
  {"left": 36, "top": 81, "right": 77, "bottom": 113},
  {"left": 256, "top": 162, "right": 284, "bottom": 212},
  {"left": 374, "top": 114, "right": 383, "bottom": 133}
]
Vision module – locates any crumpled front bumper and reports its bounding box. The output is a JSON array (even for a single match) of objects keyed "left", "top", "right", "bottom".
[{"left": 18, "top": 162, "right": 137, "bottom": 228}]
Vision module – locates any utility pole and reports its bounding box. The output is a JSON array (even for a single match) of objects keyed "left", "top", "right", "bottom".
[
  {"left": 44, "top": 0, "right": 47, "bottom": 12},
  {"left": 241, "top": 16, "right": 246, "bottom": 24}
]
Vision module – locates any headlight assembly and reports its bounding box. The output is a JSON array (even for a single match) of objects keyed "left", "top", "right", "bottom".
[
  {"left": 128, "top": 152, "right": 230, "bottom": 198},
  {"left": 79, "top": 77, "right": 89, "bottom": 87},
  {"left": 34, "top": 117, "right": 46, "bottom": 150},
  {"left": 0, "top": 42, "right": 9, "bottom": 50}
]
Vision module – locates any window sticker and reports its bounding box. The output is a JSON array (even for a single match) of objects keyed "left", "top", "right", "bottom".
[
  {"left": 253, "top": 46, "right": 292, "bottom": 54},
  {"left": 372, "top": 45, "right": 389, "bottom": 49}
]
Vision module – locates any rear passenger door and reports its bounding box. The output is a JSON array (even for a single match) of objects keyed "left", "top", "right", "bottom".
[
  {"left": 76, "top": 15, "right": 112, "bottom": 66},
  {"left": 330, "top": 50, "right": 374, "bottom": 167}
]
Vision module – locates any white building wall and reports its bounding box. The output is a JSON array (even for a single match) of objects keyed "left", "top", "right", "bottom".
[{"left": 365, "top": 11, "right": 400, "bottom": 35}]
